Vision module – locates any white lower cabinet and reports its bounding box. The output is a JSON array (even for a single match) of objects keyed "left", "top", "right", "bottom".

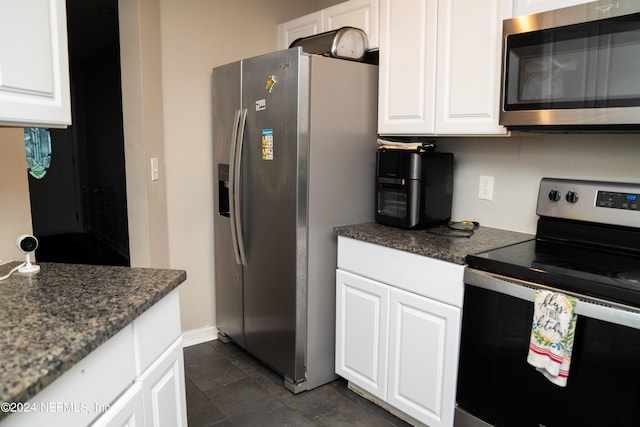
[
  {"left": 0, "top": 290, "right": 186, "bottom": 427},
  {"left": 96, "top": 338, "right": 187, "bottom": 427},
  {"left": 137, "top": 340, "right": 187, "bottom": 427},
  {"left": 336, "top": 236, "right": 463, "bottom": 427},
  {"left": 92, "top": 289, "right": 188, "bottom": 427},
  {"left": 91, "top": 383, "right": 145, "bottom": 427},
  {"left": 387, "top": 287, "right": 460, "bottom": 426}
]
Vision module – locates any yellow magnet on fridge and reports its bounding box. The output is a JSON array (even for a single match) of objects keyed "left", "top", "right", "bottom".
[{"left": 265, "top": 75, "right": 277, "bottom": 93}]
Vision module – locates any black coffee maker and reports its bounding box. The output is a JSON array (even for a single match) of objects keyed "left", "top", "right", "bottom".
[{"left": 375, "top": 144, "right": 453, "bottom": 229}]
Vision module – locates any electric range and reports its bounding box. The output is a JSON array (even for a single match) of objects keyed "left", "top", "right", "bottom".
[{"left": 456, "top": 178, "right": 640, "bottom": 427}]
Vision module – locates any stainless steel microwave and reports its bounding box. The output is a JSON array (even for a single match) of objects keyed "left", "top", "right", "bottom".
[{"left": 499, "top": 1, "right": 640, "bottom": 131}]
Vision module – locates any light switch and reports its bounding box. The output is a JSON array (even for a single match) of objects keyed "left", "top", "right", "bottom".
[{"left": 151, "top": 157, "right": 160, "bottom": 181}]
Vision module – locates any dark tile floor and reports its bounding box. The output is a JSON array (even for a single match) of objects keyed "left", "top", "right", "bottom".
[{"left": 183, "top": 340, "right": 413, "bottom": 426}]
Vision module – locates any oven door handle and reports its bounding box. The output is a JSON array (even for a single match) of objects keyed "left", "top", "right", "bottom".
[{"left": 464, "top": 268, "right": 640, "bottom": 331}]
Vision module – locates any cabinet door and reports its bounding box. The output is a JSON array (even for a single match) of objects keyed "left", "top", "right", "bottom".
[
  {"left": 91, "top": 383, "right": 145, "bottom": 427},
  {"left": 0, "top": 0, "right": 71, "bottom": 127},
  {"left": 434, "top": 0, "right": 510, "bottom": 135},
  {"left": 387, "top": 288, "right": 461, "bottom": 427},
  {"left": 378, "top": 0, "right": 437, "bottom": 135},
  {"left": 513, "top": 0, "right": 591, "bottom": 16},
  {"left": 277, "top": 11, "right": 323, "bottom": 50},
  {"left": 335, "top": 269, "right": 390, "bottom": 400},
  {"left": 324, "top": 0, "right": 380, "bottom": 49},
  {"left": 138, "top": 339, "right": 188, "bottom": 427}
]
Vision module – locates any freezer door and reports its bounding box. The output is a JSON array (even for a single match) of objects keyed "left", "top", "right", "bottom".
[
  {"left": 240, "top": 48, "right": 308, "bottom": 384},
  {"left": 213, "top": 61, "right": 244, "bottom": 346}
]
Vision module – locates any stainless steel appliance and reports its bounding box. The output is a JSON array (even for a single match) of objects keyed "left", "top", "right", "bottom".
[
  {"left": 456, "top": 178, "right": 640, "bottom": 426},
  {"left": 212, "top": 47, "right": 377, "bottom": 393},
  {"left": 500, "top": 1, "right": 640, "bottom": 131},
  {"left": 375, "top": 147, "right": 453, "bottom": 229},
  {"left": 289, "top": 27, "right": 368, "bottom": 61}
]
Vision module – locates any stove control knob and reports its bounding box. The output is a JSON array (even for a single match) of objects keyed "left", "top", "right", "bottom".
[
  {"left": 548, "top": 190, "right": 561, "bottom": 202},
  {"left": 566, "top": 191, "right": 579, "bottom": 204}
]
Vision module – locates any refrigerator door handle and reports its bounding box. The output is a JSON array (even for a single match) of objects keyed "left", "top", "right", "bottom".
[
  {"left": 230, "top": 108, "right": 248, "bottom": 266},
  {"left": 229, "top": 109, "right": 243, "bottom": 266}
]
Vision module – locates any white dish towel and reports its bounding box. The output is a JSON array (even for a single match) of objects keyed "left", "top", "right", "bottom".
[{"left": 527, "top": 290, "right": 578, "bottom": 387}]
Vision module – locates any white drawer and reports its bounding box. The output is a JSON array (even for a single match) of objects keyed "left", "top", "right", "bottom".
[
  {"left": 132, "top": 289, "right": 182, "bottom": 375},
  {"left": 337, "top": 236, "right": 464, "bottom": 308}
]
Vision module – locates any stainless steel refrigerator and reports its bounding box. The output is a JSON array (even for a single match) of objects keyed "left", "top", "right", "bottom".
[{"left": 213, "top": 47, "right": 377, "bottom": 393}]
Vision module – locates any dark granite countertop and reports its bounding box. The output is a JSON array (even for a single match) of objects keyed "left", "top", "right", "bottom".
[
  {"left": 334, "top": 222, "right": 534, "bottom": 265},
  {"left": 0, "top": 262, "right": 186, "bottom": 414}
]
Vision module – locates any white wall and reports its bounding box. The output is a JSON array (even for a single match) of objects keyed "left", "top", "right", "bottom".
[
  {"left": 0, "top": 128, "right": 34, "bottom": 263},
  {"left": 437, "top": 133, "right": 640, "bottom": 234},
  {"left": 119, "top": 0, "right": 171, "bottom": 269},
  {"left": 158, "top": 0, "right": 344, "bottom": 333}
]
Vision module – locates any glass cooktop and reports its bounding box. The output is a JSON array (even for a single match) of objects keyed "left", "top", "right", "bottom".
[{"left": 466, "top": 239, "right": 640, "bottom": 308}]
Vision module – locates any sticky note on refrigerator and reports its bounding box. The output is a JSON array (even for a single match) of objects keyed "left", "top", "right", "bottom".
[{"left": 262, "top": 129, "right": 273, "bottom": 160}]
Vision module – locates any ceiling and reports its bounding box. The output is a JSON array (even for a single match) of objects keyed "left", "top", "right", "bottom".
[{"left": 66, "top": 0, "right": 119, "bottom": 60}]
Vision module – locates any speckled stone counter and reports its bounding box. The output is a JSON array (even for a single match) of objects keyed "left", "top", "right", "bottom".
[
  {"left": 334, "top": 222, "right": 534, "bottom": 265},
  {"left": 0, "top": 262, "right": 186, "bottom": 416}
]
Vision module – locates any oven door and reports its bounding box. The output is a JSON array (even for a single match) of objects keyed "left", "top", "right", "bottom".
[{"left": 456, "top": 268, "right": 640, "bottom": 427}]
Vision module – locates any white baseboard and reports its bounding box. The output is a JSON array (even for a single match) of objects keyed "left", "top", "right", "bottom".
[{"left": 181, "top": 325, "right": 218, "bottom": 347}]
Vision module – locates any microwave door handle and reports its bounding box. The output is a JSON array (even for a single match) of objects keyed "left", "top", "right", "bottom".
[
  {"left": 231, "top": 108, "right": 248, "bottom": 266},
  {"left": 229, "top": 109, "right": 243, "bottom": 266}
]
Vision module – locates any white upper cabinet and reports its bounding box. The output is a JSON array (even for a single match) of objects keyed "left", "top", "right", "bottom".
[
  {"left": 0, "top": 0, "right": 71, "bottom": 127},
  {"left": 378, "top": 0, "right": 511, "bottom": 136},
  {"left": 324, "top": 0, "right": 379, "bottom": 49},
  {"left": 513, "top": 0, "right": 592, "bottom": 16},
  {"left": 278, "top": 11, "right": 323, "bottom": 50},
  {"left": 278, "top": 0, "right": 379, "bottom": 50},
  {"left": 378, "top": 0, "right": 438, "bottom": 134},
  {"left": 435, "top": 0, "right": 511, "bottom": 134}
]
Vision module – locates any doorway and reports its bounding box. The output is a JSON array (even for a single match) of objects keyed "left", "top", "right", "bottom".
[{"left": 29, "top": 0, "right": 129, "bottom": 266}]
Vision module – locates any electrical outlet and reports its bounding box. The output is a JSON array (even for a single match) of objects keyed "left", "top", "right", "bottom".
[{"left": 478, "top": 175, "right": 494, "bottom": 200}]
